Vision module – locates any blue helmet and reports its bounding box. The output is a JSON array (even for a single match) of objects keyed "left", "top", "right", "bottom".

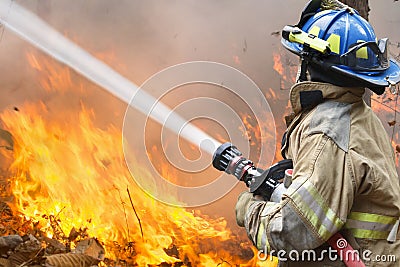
[{"left": 281, "top": 5, "right": 400, "bottom": 94}]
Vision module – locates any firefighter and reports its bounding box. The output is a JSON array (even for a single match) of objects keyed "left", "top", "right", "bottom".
[{"left": 235, "top": 1, "right": 400, "bottom": 266}]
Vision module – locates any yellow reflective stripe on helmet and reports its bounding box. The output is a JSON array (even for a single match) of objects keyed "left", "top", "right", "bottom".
[
  {"left": 356, "top": 40, "right": 368, "bottom": 59},
  {"left": 327, "top": 33, "right": 340, "bottom": 54},
  {"left": 344, "top": 211, "right": 397, "bottom": 239},
  {"left": 291, "top": 179, "right": 344, "bottom": 241},
  {"left": 308, "top": 26, "right": 321, "bottom": 37}
]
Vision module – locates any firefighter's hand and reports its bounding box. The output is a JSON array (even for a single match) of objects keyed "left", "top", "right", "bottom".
[{"left": 235, "top": 191, "right": 254, "bottom": 227}]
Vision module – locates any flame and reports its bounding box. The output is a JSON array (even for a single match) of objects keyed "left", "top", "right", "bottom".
[
  {"left": 371, "top": 92, "right": 400, "bottom": 168},
  {"left": 265, "top": 88, "right": 277, "bottom": 100},
  {"left": 272, "top": 53, "right": 285, "bottom": 77},
  {"left": 272, "top": 51, "right": 298, "bottom": 90},
  {"left": 239, "top": 113, "right": 261, "bottom": 147},
  {"left": 233, "top": 55, "right": 241, "bottom": 65},
  {"left": 270, "top": 50, "right": 299, "bottom": 162},
  {"left": 26, "top": 52, "right": 73, "bottom": 93},
  {"left": 237, "top": 107, "right": 278, "bottom": 169},
  {"left": 0, "top": 51, "right": 280, "bottom": 266},
  {"left": 273, "top": 52, "right": 287, "bottom": 92}
]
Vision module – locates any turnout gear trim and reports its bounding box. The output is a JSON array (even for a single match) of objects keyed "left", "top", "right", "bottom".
[
  {"left": 289, "top": 178, "right": 345, "bottom": 241},
  {"left": 344, "top": 211, "right": 398, "bottom": 239},
  {"left": 242, "top": 196, "right": 276, "bottom": 250},
  {"left": 256, "top": 217, "right": 268, "bottom": 251}
]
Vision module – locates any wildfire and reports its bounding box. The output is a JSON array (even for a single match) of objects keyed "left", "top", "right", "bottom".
[{"left": 0, "top": 51, "right": 279, "bottom": 266}]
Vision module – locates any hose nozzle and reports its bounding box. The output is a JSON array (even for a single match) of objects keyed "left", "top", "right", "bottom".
[
  {"left": 212, "top": 142, "right": 293, "bottom": 200},
  {"left": 212, "top": 142, "right": 259, "bottom": 181}
]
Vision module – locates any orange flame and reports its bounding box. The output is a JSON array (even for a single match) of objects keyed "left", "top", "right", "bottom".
[
  {"left": 371, "top": 93, "right": 400, "bottom": 168},
  {"left": 233, "top": 55, "right": 241, "bottom": 65},
  {"left": 237, "top": 107, "right": 278, "bottom": 169},
  {"left": 26, "top": 52, "right": 73, "bottom": 93},
  {"left": 239, "top": 113, "right": 261, "bottom": 147},
  {"left": 272, "top": 53, "right": 284, "bottom": 77},
  {"left": 272, "top": 51, "right": 299, "bottom": 91},
  {"left": 0, "top": 51, "right": 280, "bottom": 266}
]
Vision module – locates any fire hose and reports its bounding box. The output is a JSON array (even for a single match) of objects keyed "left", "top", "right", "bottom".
[{"left": 212, "top": 142, "right": 366, "bottom": 267}]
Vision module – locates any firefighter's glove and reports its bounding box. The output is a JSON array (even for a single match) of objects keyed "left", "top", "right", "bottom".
[{"left": 235, "top": 191, "right": 254, "bottom": 227}]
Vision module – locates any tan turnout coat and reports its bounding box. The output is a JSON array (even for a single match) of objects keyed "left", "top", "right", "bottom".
[{"left": 237, "top": 81, "right": 400, "bottom": 266}]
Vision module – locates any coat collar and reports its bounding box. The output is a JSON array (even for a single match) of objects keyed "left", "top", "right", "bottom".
[{"left": 289, "top": 81, "right": 365, "bottom": 115}]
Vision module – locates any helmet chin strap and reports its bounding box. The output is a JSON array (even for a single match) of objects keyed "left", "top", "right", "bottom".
[{"left": 297, "top": 58, "right": 309, "bottom": 83}]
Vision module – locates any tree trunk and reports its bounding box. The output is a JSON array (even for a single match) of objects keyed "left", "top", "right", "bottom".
[
  {"left": 342, "top": 0, "right": 372, "bottom": 105},
  {"left": 341, "top": 0, "right": 370, "bottom": 20}
]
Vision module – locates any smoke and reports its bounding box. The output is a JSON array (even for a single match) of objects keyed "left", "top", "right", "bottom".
[
  {"left": 1, "top": 0, "right": 400, "bottom": 232},
  {"left": 0, "top": 0, "right": 306, "bottom": 121}
]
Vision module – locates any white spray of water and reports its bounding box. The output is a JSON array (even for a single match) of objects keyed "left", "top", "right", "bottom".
[{"left": 0, "top": 0, "right": 220, "bottom": 155}]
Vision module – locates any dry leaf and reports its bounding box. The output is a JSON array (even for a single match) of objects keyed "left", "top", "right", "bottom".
[
  {"left": 9, "top": 235, "right": 42, "bottom": 266},
  {"left": 0, "top": 235, "right": 23, "bottom": 250},
  {"left": 0, "top": 258, "right": 11, "bottom": 267},
  {"left": 388, "top": 120, "right": 396, "bottom": 126},
  {"left": 41, "top": 236, "right": 66, "bottom": 254},
  {"left": 396, "top": 145, "right": 400, "bottom": 153},
  {"left": 75, "top": 238, "right": 105, "bottom": 261},
  {"left": 0, "top": 129, "right": 13, "bottom": 151},
  {"left": 45, "top": 253, "right": 99, "bottom": 267}
]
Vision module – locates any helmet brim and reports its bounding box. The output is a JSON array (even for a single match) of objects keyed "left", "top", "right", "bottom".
[
  {"left": 281, "top": 38, "right": 302, "bottom": 56},
  {"left": 331, "top": 59, "right": 400, "bottom": 88}
]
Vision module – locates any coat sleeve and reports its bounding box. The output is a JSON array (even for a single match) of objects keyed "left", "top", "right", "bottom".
[{"left": 241, "top": 133, "right": 356, "bottom": 252}]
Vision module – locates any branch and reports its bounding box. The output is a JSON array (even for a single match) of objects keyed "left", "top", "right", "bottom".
[
  {"left": 127, "top": 187, "right": 144, "bottom": 241},
  {"left": 216, "top": 258, "right": 232, "bottom": 266},
  {"left": 115, "top": 186, "right": 130, "bottom": 241},
  {"left": 18, "top": 247, "right": 44, "bottom": 267}
]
